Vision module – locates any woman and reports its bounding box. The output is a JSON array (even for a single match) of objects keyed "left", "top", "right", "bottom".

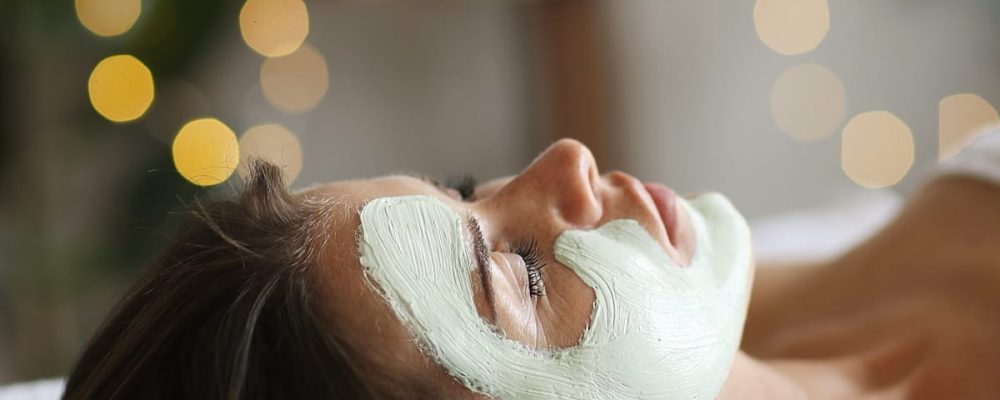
[{"left": 63, "top": 135, "right": 1000, "bottom": 399}]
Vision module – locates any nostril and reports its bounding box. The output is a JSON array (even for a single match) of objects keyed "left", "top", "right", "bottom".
[
  {"left": 556, "top": 190, "right": 603, "bottom": 228},
  {"left": 605, "top": 171, "right": 648, "bottom": 205}
]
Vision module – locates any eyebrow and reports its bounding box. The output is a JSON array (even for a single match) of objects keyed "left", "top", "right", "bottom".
[{"left": 467, "top": 214, "right": 496, "bottom": 320}]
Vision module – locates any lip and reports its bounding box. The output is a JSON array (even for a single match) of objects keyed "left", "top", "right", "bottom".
[{"left": 642, "top": 182, "right": 680, "bottom": 247}]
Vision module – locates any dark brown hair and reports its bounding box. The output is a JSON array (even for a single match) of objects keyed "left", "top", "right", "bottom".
[{"left": 63, "top": 161, "right": 410, "bottom": 399}]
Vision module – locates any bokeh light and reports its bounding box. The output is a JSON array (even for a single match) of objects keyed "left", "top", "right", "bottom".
[
  {"left": 939, "top": 93, "right": 999, "bottom": 160},
  {"left": 75, "top": 0, "right": 141, "bottom": 37},
  {"left": 771, "top": 63, "right": 846, "bottom": 141},
  {"left": 240, "top": 0, "right": 310, "bottom": 57},
  {"left": 753, "top": 0, "right": 830, "bottom": 56},
  {"left": 260, "top": 43, "right": 328, "bottom": 113},
  {"left": 238, "top": 124, "right": 304, "bottom": 185},
  {"left": 87, "top": 54, "right": 155, "bottom": 123},
  {"left": 841, "top": 111, "right": 914, "bottom": 188},
  {"left": 172, "top": 118, "right": 240, "bottom": 186},
  {"left": 144, "top": 80, "right": 212, "bottom": 145}
]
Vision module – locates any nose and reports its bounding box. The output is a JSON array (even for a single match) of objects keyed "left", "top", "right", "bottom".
[{"left": 498, "top": 138, "right": 602, "bottom": 227}]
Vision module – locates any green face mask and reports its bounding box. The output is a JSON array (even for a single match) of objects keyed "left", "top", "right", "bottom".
[{"left": 358, "top": 193, "right": 752, "bottom": 399}]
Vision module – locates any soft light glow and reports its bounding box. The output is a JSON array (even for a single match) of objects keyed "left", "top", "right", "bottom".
[
  {"left": 260, "top": 43, "right": 328, "bottom": 113},
  {"left": 75, "top": 0, "right": 141, "bottom": 37},
  {"left": 771, "top": 63, "right": 846, "bottom": 141},
  {"left": 939, "top": 93, "right": 999, "bottom": 161},
  {"left": 238, "top": 124, "right": 304, "bottom": 185},
  {"left": 754, "top": 0, "right": 830, "bottom": 56},
  {"left": 841, "top": 111, "right": 914, "bottom": 189},
  {"left": 87, "top": 55, "right": 155, "bottom": 123},
  {"left": 240, "top": 0, "right": 310, "bottom": 57},
  {"left": 172, "top": 118, "right": 240, "bottom": 186}
]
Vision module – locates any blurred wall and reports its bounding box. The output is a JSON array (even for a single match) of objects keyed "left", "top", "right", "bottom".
[
  {"left": 199, "top": 1, "right": 537, "bottom": 188},
  {"left": 606, "top": 0, "right": 1000, "bottom": 218},
  {"left": 0, "top": 0, "right": 541, "bottom": 383},
  {"left": 3, "top": 0, "right": 1000, "bottom": 383}
]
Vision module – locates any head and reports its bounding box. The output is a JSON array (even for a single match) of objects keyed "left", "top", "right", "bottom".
[
  {"left": 64, "top": 161, "right": 418, "bottom": 400},
  {"left": 66, "top": 139, "right": 765, "bottom": 399}
]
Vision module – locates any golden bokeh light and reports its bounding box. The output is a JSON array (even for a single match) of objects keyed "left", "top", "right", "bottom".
[
  {"left": 87, "top": 55, "right": 155, "bottom": 123},
  {"left": 260, "top": 43, "right": 328, "bottom": 113},
  {"left": 172, "top": 118, "right": 240, "bottom": 186},
  {"left": 939, "top": 93, "right": 999, "bottom": 161},
  {"left": 238, "top": 124, "right": 304, "bottom": 185},
  {"left": 841, "top": 111, "right": 914, "bottom": 189},
  {"left": 240, "top": 0, "right": 310, "bottom": 57},
  {"left": 754, "top": 0, "right": 830, "bottom": 56},
  {"left": 75, "top": 0, "right": 141, "bottom": 37},
  {"left": 771, "top": 63, "right": 846, "bottom": 141}
]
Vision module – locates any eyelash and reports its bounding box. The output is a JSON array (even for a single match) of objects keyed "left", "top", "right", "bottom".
[
  {"left": 512, "top": 239, "right": 546, "bottom": 297},
  {"left": 445, "top": 174, "right": 477, "bottom": 201},
  {"left": 454, "top": 175, "right": 543, "bottom": 297}
]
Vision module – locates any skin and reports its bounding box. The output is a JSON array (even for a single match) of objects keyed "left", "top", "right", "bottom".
[
  {"left": 306, "top": 139, "right": 1000, "bottom": 398},
  {"left": 743, "top": 175, "right": 1000, "bottom": 399},
  {"left": 307, "top": 139, "right": 797, "bottom": 398}
]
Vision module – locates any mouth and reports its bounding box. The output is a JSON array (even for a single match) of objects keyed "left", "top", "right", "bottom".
[{"left": 642, "top": 182, "right": 680, "bottom": 248}]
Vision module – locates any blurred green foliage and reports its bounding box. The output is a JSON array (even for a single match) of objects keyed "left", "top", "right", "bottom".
[{"left": 0, "top": 0, "right": 242, "bottom": 382}]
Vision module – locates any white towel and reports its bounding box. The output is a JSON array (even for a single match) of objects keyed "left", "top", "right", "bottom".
[
  {"left": 933, "top": 125, "right": 1000, "bottom": 186},
  {"left": 0, "top": 379, "right": 64, "bottom": 400},
  {"left": 751, "top": 125, "right": 1000, "bottom": 264}
]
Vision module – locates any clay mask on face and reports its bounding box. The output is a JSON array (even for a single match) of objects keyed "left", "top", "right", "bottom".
[{"left": 358, "top": 193, "right": 752, "bottom": 399}]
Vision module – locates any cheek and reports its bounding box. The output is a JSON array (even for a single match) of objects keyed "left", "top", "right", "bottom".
[
  {"left": 487, "top": 251, "right": 597, "bottom": 350},
  {"left": 532, "top": 262, "right": 595, "bottom": 348}
]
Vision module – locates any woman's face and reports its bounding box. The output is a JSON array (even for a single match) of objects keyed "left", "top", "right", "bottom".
[{"left": 307, "top": 139, "right": 756, "bottom": 398}]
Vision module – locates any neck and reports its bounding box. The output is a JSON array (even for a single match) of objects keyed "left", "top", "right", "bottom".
[
  {"left": 873, "top": 175, "right": 1000, "bottom": 266},
  {"left": 742, "top": 175, "right": 1000, "bottom": 397},
  {"left": 748, "top": 175, "right": 1000, "bottom": 341},
  {"left": 837, "top": 175, "right": 1000, "bottom": 306}
]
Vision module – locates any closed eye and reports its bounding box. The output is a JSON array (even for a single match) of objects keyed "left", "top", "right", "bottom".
[{"left": 511, "top": 239, "right": 546, "bottom": 297}]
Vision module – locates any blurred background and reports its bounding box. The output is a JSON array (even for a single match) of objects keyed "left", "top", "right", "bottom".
[{"left": 1, "top": 0, "right": 999, "bottom": 383}]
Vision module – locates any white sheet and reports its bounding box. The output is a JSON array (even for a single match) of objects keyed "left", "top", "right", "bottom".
[
  {"left": 0, "top": 379, "right": 63, "bottom": 400},
  {"left": 751, "top": 189, "right": 901, "bottom": 264}
]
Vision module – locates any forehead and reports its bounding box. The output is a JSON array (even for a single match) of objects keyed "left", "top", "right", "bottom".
[
  {"left": 301, "top": 174, "right": 450, "bottom": 271},
  {"left": 306, "top": 175, "right": 444, "bottom": 205}
]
